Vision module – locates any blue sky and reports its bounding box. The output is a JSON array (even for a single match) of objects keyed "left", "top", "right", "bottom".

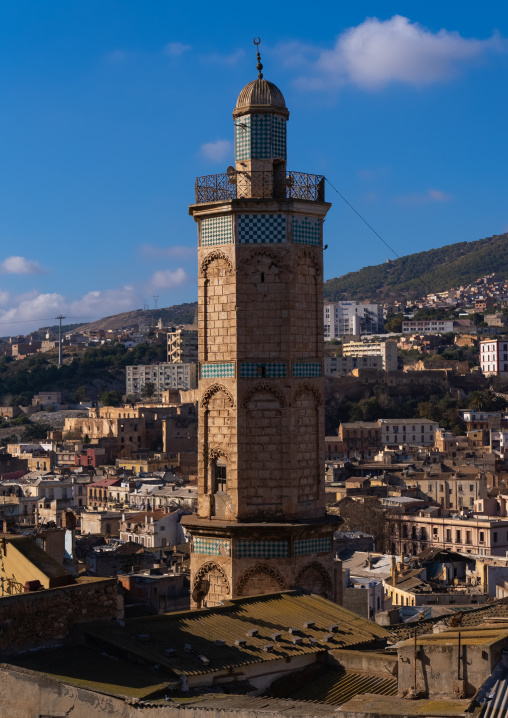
[{"left": 0, "top": 1, "right": 507, "bottom": 334}]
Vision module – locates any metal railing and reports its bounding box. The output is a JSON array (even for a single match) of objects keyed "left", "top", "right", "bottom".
[{"left": 195, "top": 170, "right": 325, "bottom": 204}]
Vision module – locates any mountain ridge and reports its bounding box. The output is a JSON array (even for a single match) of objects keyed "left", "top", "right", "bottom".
[{"left": 323, "top": 231, "right": 508, "bottom": 303}]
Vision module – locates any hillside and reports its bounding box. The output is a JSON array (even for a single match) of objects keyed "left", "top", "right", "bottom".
[
  {"left": 324, "top": 232, "right": 508, "bottom": 303},
  {"left": 64, "top": 302, "right": 198, "bottom": 334}
]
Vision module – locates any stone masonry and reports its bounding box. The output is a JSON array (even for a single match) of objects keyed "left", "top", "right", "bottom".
[{"left": 182, "top": 63, "right": 339, "bottom": 607}]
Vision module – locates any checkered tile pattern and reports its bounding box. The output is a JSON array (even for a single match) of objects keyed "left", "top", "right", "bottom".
[
  {"left": 294, "top": 537, "right": 331, "bottom": 555},
  {"left": 240, "top": 362, "right": 287, "bottom": 378},
  {"left": 201, "top": 216, "right": 233, "bottom": 246},
  {"left": 235, "top": 115, "right": 251, "bottom": 161},
  {"left": 236, "top": 540, "right": 289, "bottom": 558},
  {"left": 251, "top": 114, "right": 272, "bottom": 158},
  {"left": 237, "top": 214, "right": 286, "bottom": 244},
  {"left": 193, "top": 537, "right": 231, "bottom": 557},
  {"left": 292, "top": 362, "right": 322, "bottom": 378},
  {"left": 201, "top": 363, "right": 235, "bottom": 379},
  {"left": 292, "top": 216, "right": 321, "bottom": 245},
  {"left": 272, "top": 115, "right": 287, "bottom": 159}
]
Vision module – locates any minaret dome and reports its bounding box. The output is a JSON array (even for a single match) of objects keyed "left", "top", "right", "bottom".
[{"left": 233, "top": 79, "right": 288, "bottom": 119}]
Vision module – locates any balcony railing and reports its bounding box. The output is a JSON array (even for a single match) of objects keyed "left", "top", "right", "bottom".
[{"left": 195, "top": 170, "right": 325, "bottom": 204}]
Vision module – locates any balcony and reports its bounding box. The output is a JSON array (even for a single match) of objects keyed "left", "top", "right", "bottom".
[{"left": 194, "top": 170, "right": 325, "bottom": 204}]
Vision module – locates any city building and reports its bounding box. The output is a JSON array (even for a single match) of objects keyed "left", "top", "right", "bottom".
[
  {"left": 167, "top": 327, "right": 198, "bottom": 364},
  {"left": 125, "top": 362, "right": 198, "bottom": 397},
  {"left": 324, "top": 301, "right": 383, "bottom": 339},
  {"left": 325, "top": 340, "right": 397, "bottom": 375},
  {"left": 182, "top": 60, "right": 340, "bottom": 607},
  {"left": 118, "top": 509, "right": 185, "bottom": 548},
  {"left": 401, "top": 319, "right": 454, "bottom": 334},
  {"left": 379, "top": 418, "right": 438, "bottom": 447},
  {"left": 480, "top": 338, "right": 508, "bottom": 376},
  {"left": 388, "top": 511, "right": 508, "bottom": 556}
]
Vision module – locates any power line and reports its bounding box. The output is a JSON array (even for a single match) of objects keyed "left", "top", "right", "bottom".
[
  {"left": 325, "top": 178, "right": 430, "bottom": 298},
  {"left": 0, "top": 315, "right": 101, "bottom": 327}
]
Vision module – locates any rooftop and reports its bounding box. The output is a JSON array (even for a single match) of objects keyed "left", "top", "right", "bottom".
[{"left": 84, "top": 592, "right": 389, "bottom": 678}]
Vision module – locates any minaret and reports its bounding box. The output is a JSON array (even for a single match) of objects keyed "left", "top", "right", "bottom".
[{"left": 182, "top": 44, "right": 338, "bottom": 607}]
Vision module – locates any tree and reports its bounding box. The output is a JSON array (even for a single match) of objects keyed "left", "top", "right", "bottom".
[
  {"left": 74, "top": 385, "right": 89, "bottom": 402},
  {"left": 384, "top": 314, "right": 404, "bottom": 333},
  {"left": 141, "top": 381, "right": 156, "bottom": 400},
  {"left": 100, "top": 390, "right": 122, "bottom": 407},
  {"left": 21, "top": 422, "right": 51, "bottom": 441},
  {"left": 337, "top": 498, "right": 387, "bottom": 547}
]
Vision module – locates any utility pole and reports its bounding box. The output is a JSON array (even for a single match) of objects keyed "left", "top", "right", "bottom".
[{"left": 56, "top": 315, "right": 65, "bottom": 367}]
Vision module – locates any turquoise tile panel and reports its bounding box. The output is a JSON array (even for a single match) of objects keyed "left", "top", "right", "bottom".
[
  {"left": 236, "top": 540, "right": 288, "bottom": 558},
  {"left": 201, "top": 216, "right": 233, "bottom": 247},
  {"left": 240, "top": 362, "right": 287, "bottom": 378},
  {"left": 237, "top": 214, "right": 286, "bottom": 244},
  {"left": 201, "top": 363, "right": 235, "bottom": 379},
  {"left": 235, "top": 115, "right": 251, "bottom": 161},
  {"left": 292, "top": 216, "right": 321, "bottom": 245},
  {"left": 194, "top": 537, "right": 231, "bottom": 557},
  {"left": 292, "top": 362, "right": 322, "bottom": 378},
  {"left": 294, "top": 537, "right": 331, "bottom": 555},
  {"left": 272, "top": 115, "right": 287, "bottom": 159}
]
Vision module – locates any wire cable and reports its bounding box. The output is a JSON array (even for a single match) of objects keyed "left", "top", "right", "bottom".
[{"left": 325, "top": 177, "right": 430, "bottom": 297}]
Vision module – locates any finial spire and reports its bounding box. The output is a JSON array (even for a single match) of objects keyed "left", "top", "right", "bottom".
[{"left": 253, "top": 37, "right": 263, "bottom": 79}]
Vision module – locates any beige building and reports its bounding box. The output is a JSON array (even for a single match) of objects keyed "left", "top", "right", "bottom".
[
  {"left": 324, "top": 341, "right": 397, "bottom": 377},
  {"left": 379, "top": 418, "right": 438, "bottom": 447},
  {"left": 342, "top": 340, "right": 397, "bottom": 369},
  {"left": 167, "top": 328, "right": 198, "bottom": 363},
  {"left": 402, "top": 471, "right": 488, "bottom": 511},
  {"left": 388, "top": 511, "right": 508, "bottom": 556},
  {"left": 182, "top": 67, "right": 339, "bottom": 607}
]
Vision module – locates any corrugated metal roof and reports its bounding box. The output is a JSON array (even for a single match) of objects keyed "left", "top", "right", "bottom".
[
  {"left": 477, "top": 656, "right": 508, "bottom": 718},
  {"left": 391, "top": 599, "right": 508, "bottom": 641},
  {"left": 85, "top": 591, "right": 389, "bottom": 677},
  {"left": 269, "top": 666, "right": 397, "bottom": 705}
]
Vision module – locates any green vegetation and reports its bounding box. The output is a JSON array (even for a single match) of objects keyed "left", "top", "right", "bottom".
[
  {"left": 324, "top": 231, "right": 508, "bottom": 302},
  {"left": 325, "top": 381, "right": 474, "bottom": 436},
  {"left": 0, "top": 342, "right": 167, "bottom": 404}
]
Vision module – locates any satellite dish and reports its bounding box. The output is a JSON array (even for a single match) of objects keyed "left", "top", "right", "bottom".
[{"left": 226, "top": 166, "right": 237, "bottom": 185}]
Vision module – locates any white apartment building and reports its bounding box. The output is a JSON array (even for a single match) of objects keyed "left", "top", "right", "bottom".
[
  {"left": 126, "top": 363, "right": 198, "bottom": 398},
  {"left": 401, "top": 319, "right": 454, "bottom": 334},
  {"left": 324, "top": 302, "right": 383, "bottom": 339},
  {"left": 343, "top": 340, "right": 397, "bottom": 369},
  {"left": 480, "top": 339, "right": 508, "bottom": 376},
  {"left": 324, "top": 339, "right": 398, "bottom": 376},
  {"left": 379, "top": 418, "right": 438, "bottom": 447}
]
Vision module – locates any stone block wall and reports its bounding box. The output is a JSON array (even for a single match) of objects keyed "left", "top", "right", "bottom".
[{"left": 0, "top": 578, "right": 120, "bottom": 655}]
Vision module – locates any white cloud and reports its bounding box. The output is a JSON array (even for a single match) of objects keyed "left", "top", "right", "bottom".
[
  {"left": 0, "top": 269, "right": 193, "bottom": 336},
  {"left": 201, "top": 139, "right": 232, "bottom": 163},
  {"left": 147, "top": 268, "right": 189, "bottom": 291},
  {"left": 0, "top": 256, "right": 45, "bottom": 275},
  {"left": 139, "top": 244, "right": 196, "bottom": 260},
  {"left": 164, "top": 42, "right": 192, "bottom": 57},
  {"left": 394, "top": 188, "right": 452, "bottom": 204},
  {"left": 294, "top": 16, "right": 504, "bottom": 90}
]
